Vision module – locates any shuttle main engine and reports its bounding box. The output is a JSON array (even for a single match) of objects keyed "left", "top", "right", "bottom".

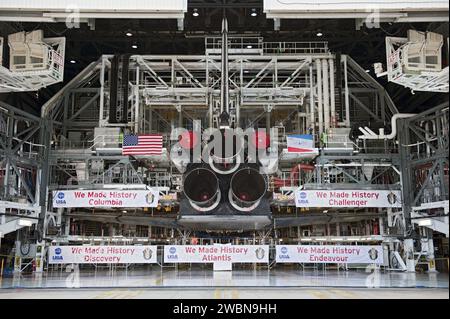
[
  {"left": 183, "top": 168, "right": 221, "bottom": 212},
  {"left": 207, "top": 128, "right": 244, "bottom": 175},
  {"left": 229, "top": 167, "right": 267, "bottom": 212}
]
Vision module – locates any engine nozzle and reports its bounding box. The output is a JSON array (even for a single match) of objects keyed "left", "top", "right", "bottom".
[
  {"left": 183, "top": 168, "right": 221, "bottom": 212},
  {"left": 229, "top": 167, "right": 266, "bottom": 212},
  {"left": 207, "top": 128, "right": 244, "bottom": 175}
]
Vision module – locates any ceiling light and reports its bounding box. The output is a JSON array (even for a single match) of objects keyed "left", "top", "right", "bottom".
[
  {"left": 365, "top": 69, "right": 371, "bottom": 73},
  {"left": 70, "top": 60, "right": 76, "bottom": 64},
  {"left": 251, "top": 9, "right": 258, "bottom": 17},
  {"left": 132, "top": 44, "right": 138, "bottom": 49},
  {"left": 193, "top": 9, "right": 199, "bottom": 17},
  {"left": 316, "top": 32, "right": 323, "bottom": 37},
  {"left": 418, "top": 219, "right": 433, "bottom": 227},
  {"left": 247, "top": 45, "right": 253, "bottom": 49},
  {"left": 126, "top": 32, "right": 133, "bottom": 37}
]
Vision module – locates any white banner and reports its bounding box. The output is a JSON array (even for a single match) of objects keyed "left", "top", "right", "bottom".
[
  {"left": 52, "top": 189, "right": 160, "bottom": 208},
  {"left": 276, "top": 245, "right": 384, "bottom": 264},
  {"left": 48, "top": 246, "right": 158, "bottom": 264},
  {"left": 164, "top": 245, "right": 269, "bottom": 264},
  {"left": 295, "top": 190, "right": 402, "bottom": 208}
]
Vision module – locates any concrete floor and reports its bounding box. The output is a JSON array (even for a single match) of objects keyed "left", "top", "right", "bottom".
[
  {"left": 0, "top": 268, "right": 448, "bottom": 299},
  {"left": 0, "top": 287, "right": 448, "bottom": 299},
  {"left": 1, "top": 268, "right": 448, "bottom": 289}
]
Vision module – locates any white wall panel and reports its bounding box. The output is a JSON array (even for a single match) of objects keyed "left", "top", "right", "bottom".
[
  {"left": 0, "top": 0, "right": 187, "bottom": 12},
  {"left": 264, "top": 0, "right": 449, "bottom": 12}
]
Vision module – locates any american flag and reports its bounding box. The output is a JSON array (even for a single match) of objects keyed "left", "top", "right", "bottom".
[{"left": 122, "top": 134, "right": 163, "bottom": 156}]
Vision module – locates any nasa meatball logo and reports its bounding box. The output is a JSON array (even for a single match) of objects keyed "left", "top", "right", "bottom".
[
  {"left": 297, "top": 191, "right": 309, "bottom": 205},
  {"left": 146, "top": 192, "right": 155, "bottom": 205},
  {"left": 142, "top": 248, "right": 153, "bottom": 260},
  {"left": 368, "top": 248, "right": 379, "bottom": 261},
  {"left": 55, "top": 192, "right": 67, "bottom": 205},
  {"left": 255, "top": 248, "right": 265, "bottom": 260},
  {"left": 52, "top": 247, "right": 63, "bottom": 261},
  {"left": 281, "top": 247, "right": 288, "bottom": 254},
  {"left": 167, "top": 246, "right": 178, "bottom": 260},
  {"left": 387, "top": 192, "right": 397, "bottom": 205}
]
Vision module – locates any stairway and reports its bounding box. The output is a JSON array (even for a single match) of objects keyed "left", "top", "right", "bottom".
[{"left": 334, "top": 91, "right": 343, "bottom": 125}]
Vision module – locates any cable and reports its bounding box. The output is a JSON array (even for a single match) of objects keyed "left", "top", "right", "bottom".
[
  {"left": 378, "top": 24, "right": 405, "bottom": 37},
  {"left": 45, "top": 24, "right": 70, "bottom": 36}
]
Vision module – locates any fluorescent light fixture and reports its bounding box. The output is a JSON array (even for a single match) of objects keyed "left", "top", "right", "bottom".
[
  {"left": 132, "top": 44, "right": 138, "bottom": 49},
  {"left": 316, "top": 32, "right": 323, "bottom": 37},
  {"left": 103, "top": 184, "right": 147, "bottom": 189},
  {"left": 418, "top": 219, "right": 433, "bottom": 227},
  {"left": 126, "top": 32, "right": 133, "bottom": 37},
  {"left": 70, "top": 60, "right": 76, "bottom": 64},
  {"left": 247, "top": 45, "right": 253, "bottom": 49},
  {"left": 17, "top": 219, "right": 33, "bottom": 227},
  {"left": 365, "top": 69, "right": 371, "bottom": 73}
]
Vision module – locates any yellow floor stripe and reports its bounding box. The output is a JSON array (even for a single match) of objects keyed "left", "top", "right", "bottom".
[
  {"left": 94, "top": 290, "right": 138, "bottom": 299},
  {"left": 93, "top": 290, "right": 115, "bottom": 299},
  {"left": 330, "top": 289, "right": 358, "bottom": 299},
  {"left": 126, "top": 290, "right": 143, "bottom": 299},
  {"left": 310, "top": 290, "right": 329, "bottom": 299}
]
